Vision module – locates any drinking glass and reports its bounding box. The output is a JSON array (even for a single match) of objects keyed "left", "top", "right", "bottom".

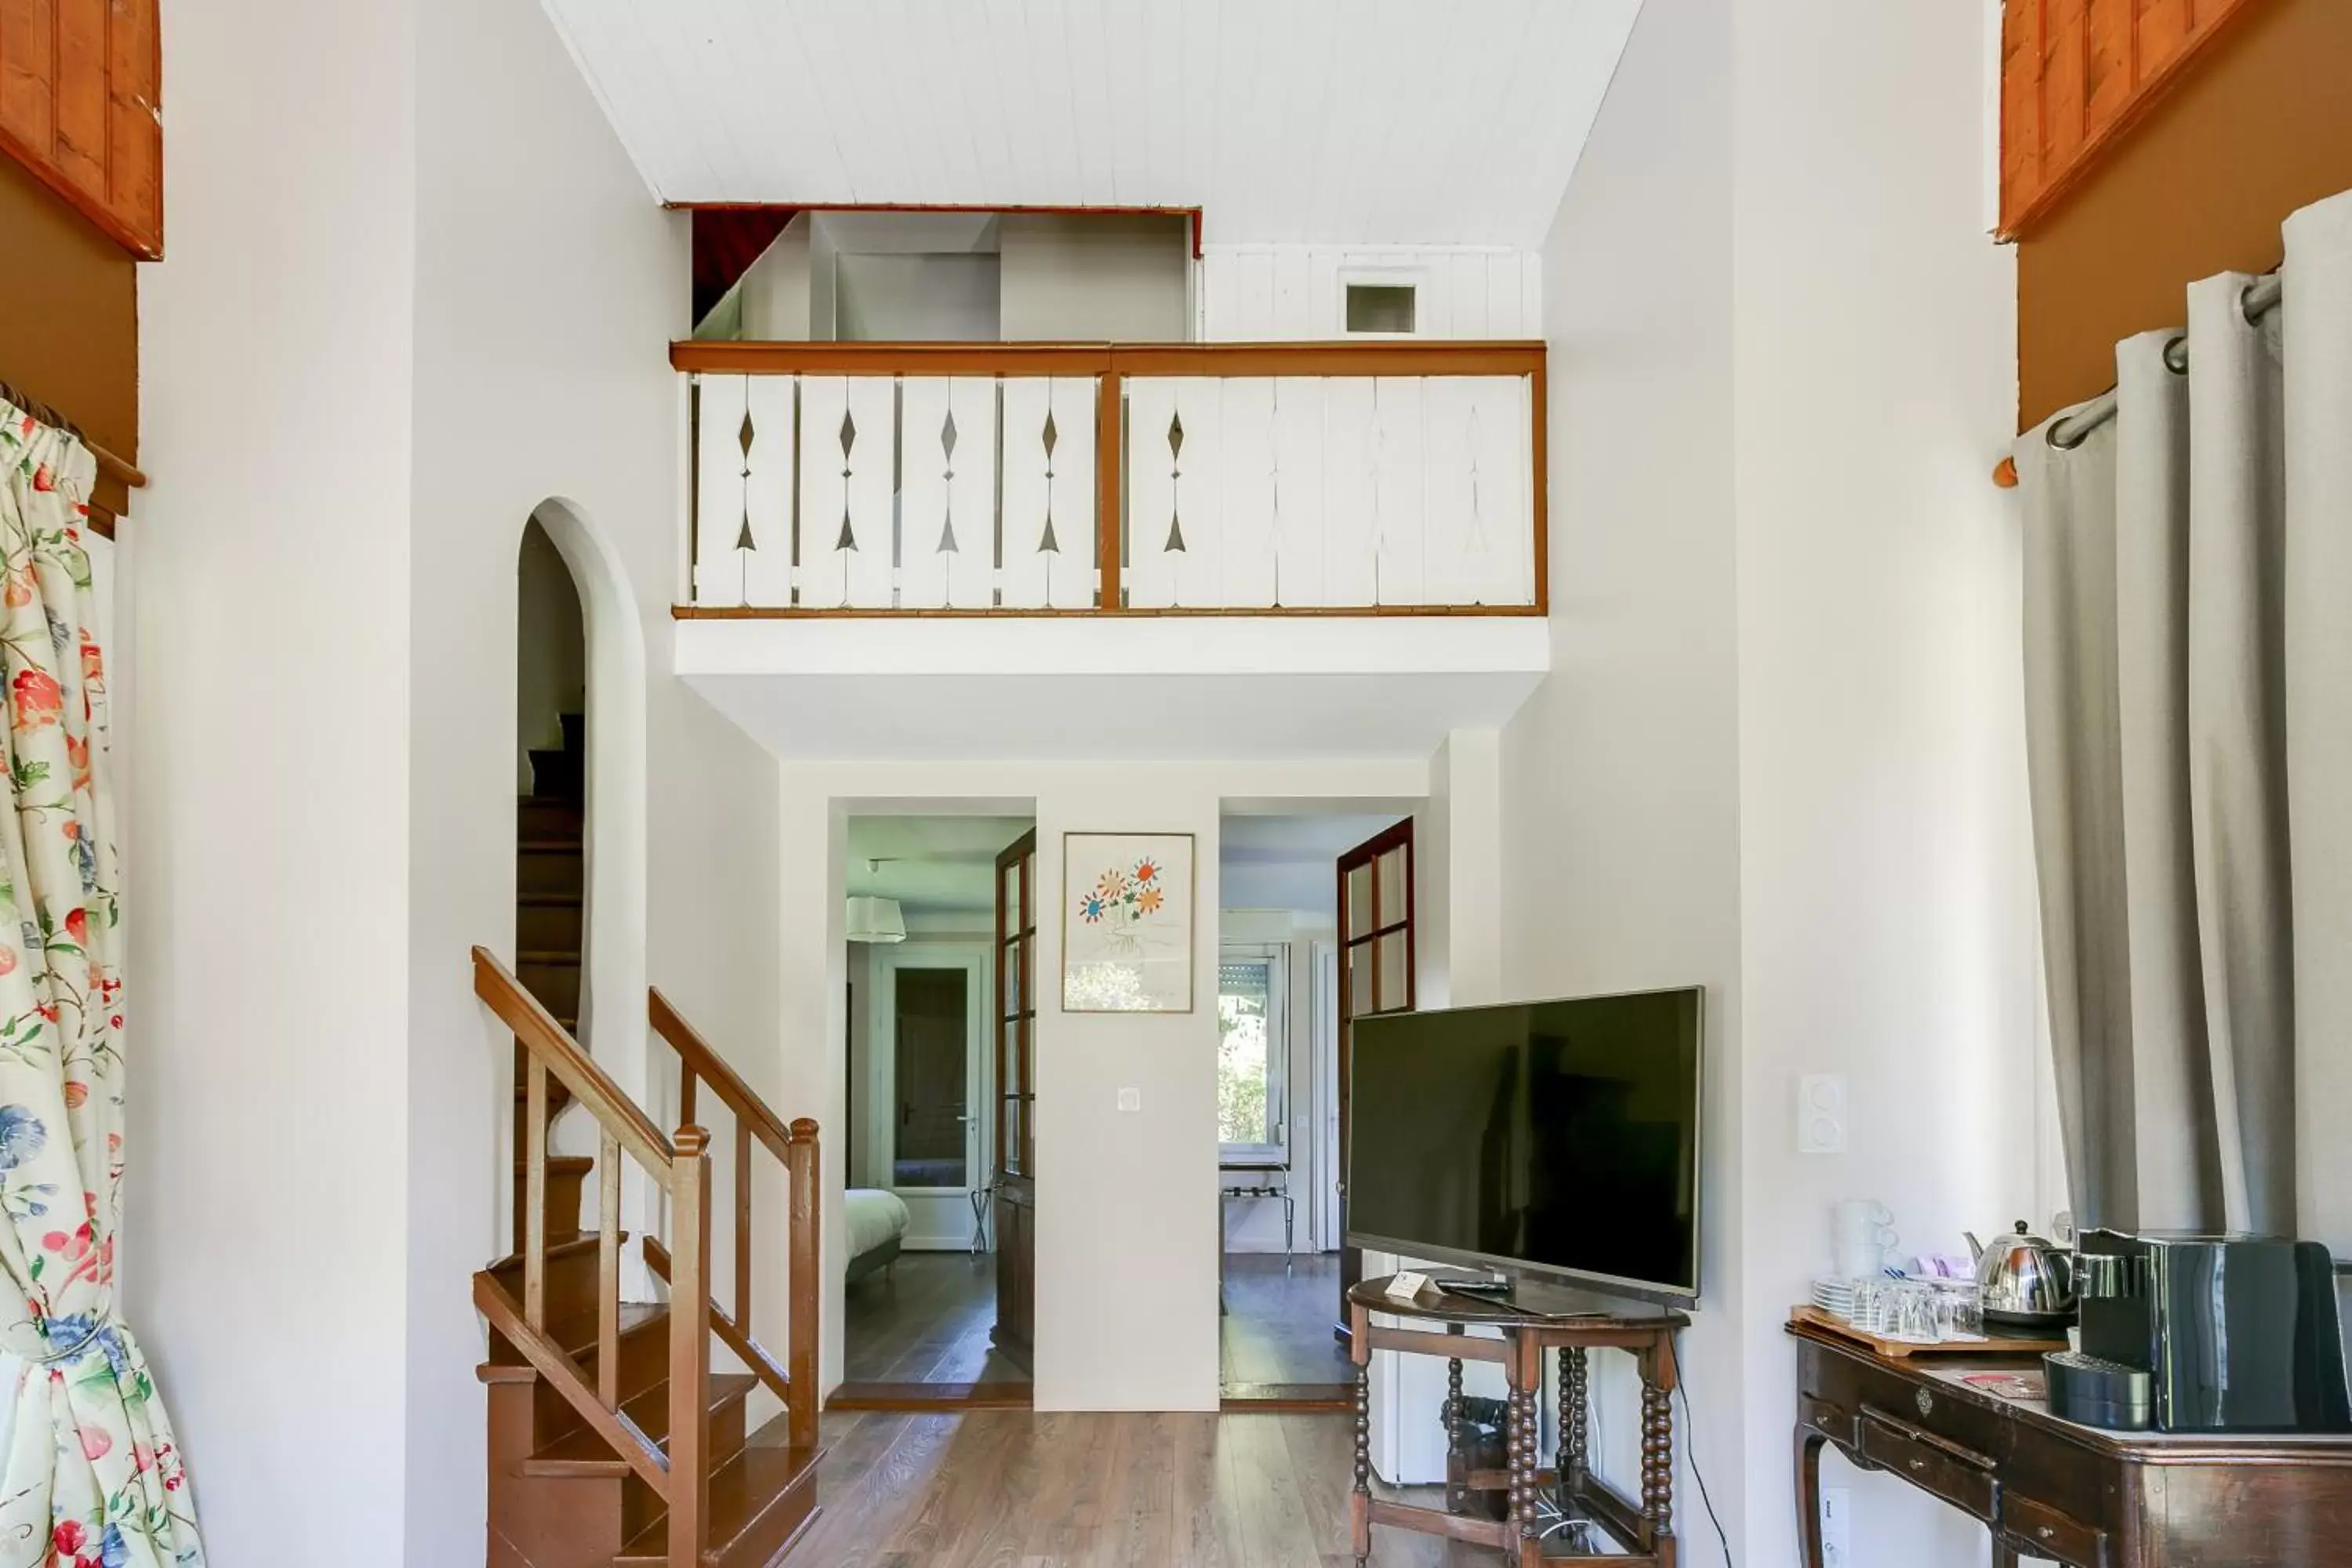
[{"left": 1896, "top": 1284, "right": 1937, "bottom": 1342}]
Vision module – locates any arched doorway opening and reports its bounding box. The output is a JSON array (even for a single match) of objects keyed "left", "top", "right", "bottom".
[{"left": 513, "top": 515, "right": 591, "bottom": 1242}]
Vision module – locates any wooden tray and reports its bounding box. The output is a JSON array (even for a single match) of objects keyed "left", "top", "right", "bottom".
[{"left": 1790, "top": 1304, "right": 2068, "bottom": 1359}]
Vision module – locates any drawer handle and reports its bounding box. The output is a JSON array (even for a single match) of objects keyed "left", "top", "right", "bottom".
[
  {"left": 2037, "top": 1526, "right": 2056, "bottom": 1541},
  {"left": 1907, "top": 1458, "right": 1926, "bottom": 1473}
]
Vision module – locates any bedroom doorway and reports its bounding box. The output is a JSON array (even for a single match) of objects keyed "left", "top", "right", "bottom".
[
  {"left": 1216, "top": 808, "right": 1412, "bottom": 1407},
  {"left": 837, "top": 812, "right": 1034, "bottom": 1407}
]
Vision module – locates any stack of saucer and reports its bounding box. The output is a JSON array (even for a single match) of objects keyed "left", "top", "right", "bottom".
[{"left": 1809, "top": 1277, "right": 1860, "bottom": 1320}]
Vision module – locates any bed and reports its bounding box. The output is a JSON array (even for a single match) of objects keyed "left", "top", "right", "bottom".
[{"left": 844, "top": 1188, "right": 911, "bottom": 1287}]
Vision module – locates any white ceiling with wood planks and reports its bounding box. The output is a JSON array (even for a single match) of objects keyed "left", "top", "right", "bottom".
[{"left": 540, "top": 0, "right": 1646, "bottom": 248}]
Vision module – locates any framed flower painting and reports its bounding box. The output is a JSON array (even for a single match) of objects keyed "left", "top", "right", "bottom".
[{"left": 1062, "top": 832, "right": 1196, "bottom": 1012}]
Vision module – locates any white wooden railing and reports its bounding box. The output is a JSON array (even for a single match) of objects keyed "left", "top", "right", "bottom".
[{"left": 676, "top": 341, "right": 1545, "bottom": 616}]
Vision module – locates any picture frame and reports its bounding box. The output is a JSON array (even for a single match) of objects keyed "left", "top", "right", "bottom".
[{"left": 1061, "top": 832, "right": 1196, "bottom": 1013}]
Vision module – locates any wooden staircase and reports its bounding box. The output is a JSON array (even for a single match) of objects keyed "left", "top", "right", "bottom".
[
  {"left": 474, "top": 950, "right": 824, "bottom": 1568},
  {"left": 516, "top": 712, "right": 587, "bottom": 1242}
]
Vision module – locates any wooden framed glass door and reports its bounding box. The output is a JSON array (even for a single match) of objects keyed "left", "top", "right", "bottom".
[
  {"left": 991, "top": 829, "right": 1038, "bottom": 1370},
  {"left": 1336, "top": 818, "right": 1414, "bottom": 1336}
]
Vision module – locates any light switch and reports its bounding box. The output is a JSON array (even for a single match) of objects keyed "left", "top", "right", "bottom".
[
  {"left": 1798, "top": 1073, "right": 1846, "bottom": 1154},
  {"left": 1116, "top": 1087, "right": 1142, "bottom": 1112}
]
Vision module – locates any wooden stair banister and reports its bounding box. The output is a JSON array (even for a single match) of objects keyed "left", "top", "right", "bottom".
[
  {"left": 473, "top": 949, "right": 825, "bottom": 1567},
  {"left": 473, "top": 947, "right": 710, "bottom": 1562},
  {"left": 649, "top": 988, "right": 824, "bottom": 1453}
]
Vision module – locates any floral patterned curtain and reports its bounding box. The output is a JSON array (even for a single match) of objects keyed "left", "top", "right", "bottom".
[{"left": 0, "top": 407, "right": 200, "bottom": 1566}]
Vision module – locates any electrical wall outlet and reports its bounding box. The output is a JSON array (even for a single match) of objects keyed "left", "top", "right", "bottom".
[
  {"left": 1116, "top": 1087, "right": 1142, "bottom": 1112},
  {"left": 1820, "top": 1486, "right": 1850, "bottom": 1568},
  {"left": 1798, "top": 1073, "right": 1847, "bottom": 1154}
]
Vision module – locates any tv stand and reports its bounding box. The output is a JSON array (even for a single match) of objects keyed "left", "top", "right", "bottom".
[{"left": 1348, "top": 1275, "right": 1687, "bottom": 1568}]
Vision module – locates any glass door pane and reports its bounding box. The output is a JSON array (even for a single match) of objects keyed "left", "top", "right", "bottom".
[{"left": 891, "top": 967, "right": 969, "bottom": 1188}]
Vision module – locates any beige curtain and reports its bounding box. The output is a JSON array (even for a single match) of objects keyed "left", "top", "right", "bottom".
[
  {"left": 0, "top": 407, "right": 202, "bottom": 1566},
  {"left": 2016, "top": 188, "right": 2352, "bottom": 1255}
]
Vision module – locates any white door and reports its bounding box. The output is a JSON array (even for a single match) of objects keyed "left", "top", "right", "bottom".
[{"left": 868, "top": 942, "right": 993, "bottom": 1250}]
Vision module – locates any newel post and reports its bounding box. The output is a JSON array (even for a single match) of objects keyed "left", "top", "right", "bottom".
[
  {"left": 668, "top": 1126, "right": 713, "bottom": 1563},
  {"left": 786, "top": 1116, "right": 822, "bottom": 1451}
]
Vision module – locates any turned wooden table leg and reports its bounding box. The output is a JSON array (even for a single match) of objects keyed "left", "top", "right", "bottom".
[
  {"left": 1640, "top": 1345, "right": 1676, "bottom": 1562},
  {"left": 1444, "top": 1354, "right": 1466, "bottom": 1514},
  {"left": 1351, "top": 1301, "right": 1372, "bottom": 1568},
  {"left": 1560, "top": 1345, "right": 1588, "bottom": 1513},
  {"left": 1795, "top": 1425, "right": 1829, "bottom": 1568},
  {"left": 1510, "top": 1330, "right": 1542, "bottom": 1566}
]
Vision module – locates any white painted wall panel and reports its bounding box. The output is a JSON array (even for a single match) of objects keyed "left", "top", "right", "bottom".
[
  {"left": 1372, "top": 378, "right": 1427, "bottom": 606},
  {"left": 1270, "top": 378, "right": 1327, "bottom": 608},
  {"left": 898, "top": 377, "right": 1001, "bottom": 610},
  {"left": 998, "top": 378, "right": 1097, "bottom": 609},
  {"left": 1200, "top": 245, "right": 1544, "bottom": 340}
]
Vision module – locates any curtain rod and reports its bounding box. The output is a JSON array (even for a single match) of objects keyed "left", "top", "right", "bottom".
[
  {"left": 1991, "top": 273, "right": 2285, "bottom": 489},
  {"left": 0, "top": 376, "right": 147, "bottom": 492}
]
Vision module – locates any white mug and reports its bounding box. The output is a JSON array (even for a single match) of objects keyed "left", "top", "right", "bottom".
[
  {"left": 1834, "top": 1199, "right": 1893, "bottom": 1233},
  {"left": 1836, "top": 1240, "right": 1889, "bottom": 1280}
]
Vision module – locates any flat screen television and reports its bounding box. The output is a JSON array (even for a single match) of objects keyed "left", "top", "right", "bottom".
[{"left": 1346, "top": 986, "right": 1704, "bottom": 1305}]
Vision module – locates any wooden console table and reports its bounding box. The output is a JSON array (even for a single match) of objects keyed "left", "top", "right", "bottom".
[
  {"left": 1348, "top": 1276, "right": 1686, "bottom": 1566},
  {"left": 1791, "top": 1319, "right": 2352, "bottom": 1566}
]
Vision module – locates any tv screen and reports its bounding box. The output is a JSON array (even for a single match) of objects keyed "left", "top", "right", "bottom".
[{"left": 1347, "top": 986, "right": 1703, "bottom": 1304}]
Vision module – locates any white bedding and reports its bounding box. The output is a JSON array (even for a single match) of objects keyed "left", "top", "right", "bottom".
[{"left": 844, "top": 1188, "right": 912, "bottom": 1261}]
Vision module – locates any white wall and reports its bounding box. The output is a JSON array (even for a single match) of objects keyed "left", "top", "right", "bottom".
[
  {"left": 1200, "top": 245, "right": 1543, "bottom": 339},
  {"left": 1729, "top": 4, "right": 2031, "bottom": 1565},
  {"left": 1499, "top": 2, "right": 2032, "bottom": 1566},
  {"left": 128, "top": 2, "right": 419, "bottom": 1563},
  {"left": 134, "top": 0, "right": 791, "bottom": 1559},
  {"left": 1503, "top": 0, "right": 1745, "bottom": 1541},
  {"left": 1000, "top": 212, "right": 1191, "bottom": 341},
  {"left": 768, "top": 760, "right": 1426, "bottom": 1410}
]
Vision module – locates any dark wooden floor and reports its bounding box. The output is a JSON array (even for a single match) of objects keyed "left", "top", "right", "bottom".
[
  {"left": 844, "top": 1250, "right": 1030, "bottom": 1385},
  {"left": 1221, "top": 1252, "right": 1354, "bottom": 1397},
  {"left": 786, "top": 1407, "right": 1506, "bottom": 1566}
]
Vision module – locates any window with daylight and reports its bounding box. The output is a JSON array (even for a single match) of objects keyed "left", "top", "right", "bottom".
[{"left": 1218, "top": 952, "right": 1287, "bottom": 1161}]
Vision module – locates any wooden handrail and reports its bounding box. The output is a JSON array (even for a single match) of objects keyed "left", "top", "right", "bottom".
[
  {"left": 671, "top": 337, "right": 1545, "bottom": 378},
  {"left": 648, "top": 987, "right": 824, "bottom": 1454},
  {"left": 649, "top": 988, "right": 792, "bottom": 1164},
  {"left": 475, "top": 947, "right": 675, "bottom": 1177}
]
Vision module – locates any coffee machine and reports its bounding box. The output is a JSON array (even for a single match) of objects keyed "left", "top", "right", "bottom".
[{"left": 2051, "top": 1229, "right": 2352, "bottom": 1433}]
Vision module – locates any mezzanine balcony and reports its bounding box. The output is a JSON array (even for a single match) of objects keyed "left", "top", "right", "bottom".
[{"left": 672, "top": 339, "right": 1551, "bottom": 760}]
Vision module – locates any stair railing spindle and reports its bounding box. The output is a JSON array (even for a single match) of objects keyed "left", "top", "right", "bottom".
[
  {"left": 735, "top": 1124, "right": 754, "bottom": 1331},
  {"left": 668, "top": 1125, "right": 713, "bottom": 1564},
  {"left": 524, "top": 1057, "right": 549, "bottom": 1330},
  {"left": 597, "top": 1131, "right": 620, "bottom": 1406}
]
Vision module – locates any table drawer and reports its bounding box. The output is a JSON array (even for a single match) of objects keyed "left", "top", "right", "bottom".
[
  {"left": 2000, "top": 1490, "right": 2108, "bottom": 1568},
  {"left": 1857, "top": 1409, "right": 1998, "bottom": 1521}
]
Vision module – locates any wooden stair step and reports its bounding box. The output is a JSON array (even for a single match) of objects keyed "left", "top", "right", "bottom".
[
  {"left": 482, "top": 1298, "right": 669, "bottom": 1378},
  {"left": 611, "top": 1437, "right": 825, "bottom": 1568},
  {"left": 519, "top": 1374, "right": 757, "bottom": 1479}
]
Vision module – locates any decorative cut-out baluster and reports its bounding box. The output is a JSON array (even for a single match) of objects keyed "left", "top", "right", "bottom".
[
  {"left": 735, "top": 405, "right": 757, "bottom": 604},
  {"left": 938, "top": 408, "right": 960, "bottom": 606},
  {"left": 1165, "top": 409, "right": 1187, "bottom": 555},
  {"left": 836, "top": 407, "right": 858, "bottom": 553},
  {"left": 1038, "top": 405, "right": 1061, "bottom": 557}
]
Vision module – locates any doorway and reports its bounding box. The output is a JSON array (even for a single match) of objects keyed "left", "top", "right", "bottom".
[
  {"left": 1216, "top": 809, "right": 1413, "bottom": 1406},
  {"left": 836, "top": 812, "right": 1035, "bottom": 1406}
]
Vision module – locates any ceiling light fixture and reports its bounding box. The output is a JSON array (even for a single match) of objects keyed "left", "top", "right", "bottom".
[{"left": 844, "top": 895, "right": 907, "bottom": 944}]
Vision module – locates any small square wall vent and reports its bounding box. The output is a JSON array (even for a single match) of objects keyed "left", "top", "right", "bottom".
[{"left": 1345, "top": 282, "right": 1417, "bottom": 335}]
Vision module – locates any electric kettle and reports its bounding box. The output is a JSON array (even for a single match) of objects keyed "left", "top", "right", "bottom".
[{"left": 1965, "top": 1219, "right": 2077, "bottom": 1329}]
